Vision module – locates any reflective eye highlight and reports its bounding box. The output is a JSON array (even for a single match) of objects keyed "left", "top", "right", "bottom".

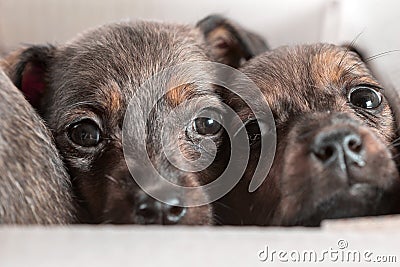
[
  {"left": 349, "top": 86, "right": 382, "bottom": 109},
  {"left": 193, "top": 117, "right": 222, "bottom": 136},
  {"left": 68, "top": 119, "right": 101, "bottom": 147}
]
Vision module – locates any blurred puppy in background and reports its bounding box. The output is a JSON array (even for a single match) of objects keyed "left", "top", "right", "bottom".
[{"left": 0, "top": 69, "right": 75, "bottom": 224}]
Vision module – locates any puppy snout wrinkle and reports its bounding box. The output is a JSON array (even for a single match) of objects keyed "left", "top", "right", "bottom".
[
  {"left": 135, "top": 192, "right": 186, "bottom": 225},
  {"left": 312, "top": 128, "right": 365, "bottom": 169}
]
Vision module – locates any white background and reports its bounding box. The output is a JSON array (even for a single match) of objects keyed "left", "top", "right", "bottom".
[{"left": 1, "top": 0, "right": 399, "bottom": 83}]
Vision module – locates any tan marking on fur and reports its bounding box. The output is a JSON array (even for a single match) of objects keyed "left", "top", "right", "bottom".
[
  {"left": 165, "top": 83, "right": 194, "bottom": 107},
  {"left": 311, "top": 50, "right": 343, "bottom": 86},
  {"left": 109, "top": 84, "right": 121, "bottom": 114},
  {"left": 206, "top": 26, "right": 242, "bottom": 67},
  {"left": 311, "top": 48, "right": 378, "bottom": 89},
  {"left": 98, "top": 81, "right": 121, "bottom": 114},
  {"left": 208, "top": 27, "right": 234, "bottom": 45}
]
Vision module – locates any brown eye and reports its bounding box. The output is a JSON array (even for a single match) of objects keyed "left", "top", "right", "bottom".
[
  {"left": 349, "top": 86, "right": 382, "bottom": 109},
  {"left": 194, "top": 117, "right": 222, "bottom": 136},
  {"left": 68, "top": 119, "right": 101, "bottom": 147},
  {"left": 192, "top": 109, "right": 223, "bottom": 136}
]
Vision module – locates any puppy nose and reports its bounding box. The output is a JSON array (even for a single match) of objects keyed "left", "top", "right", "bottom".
[
  {"left": 162, "top": 197, "right": 186, "bottom": 225},
  {"left": 135, "top": 195, "right": 186, "bottom": 225},
  {"left": 135, "top": 196, "right": 162, "bottom": 224},
  {"left": 311, "top": 128, "right": 365, "bottom": 167}
]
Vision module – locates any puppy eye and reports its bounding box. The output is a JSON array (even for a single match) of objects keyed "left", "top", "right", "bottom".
[
  {"left": 68, "top": 119, "right": 101, "bottom": 147},
  {"left": 192, "top": 110, "right": 223, "bottom": 136},
  {"left": 193, "top": 117, "right": 222, "bottom": 136},
  {"left": 349, "top": 86, "right": 382, "bottom": 109}
]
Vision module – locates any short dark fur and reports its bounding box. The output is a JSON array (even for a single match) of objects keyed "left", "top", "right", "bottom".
[
  {"left": 0, "top": 69, "right": 75, "bottom": 224},
  {"left": 198, "top": 14, "right": 268, "bottom": 68},
  {"left": 223, "top": 44, "right": 400, "bottom": 226},
  {"left": 3, "top": 17, "right": 264, "bottom": 224}
]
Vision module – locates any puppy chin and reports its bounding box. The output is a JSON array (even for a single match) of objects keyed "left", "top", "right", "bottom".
[
  {"left": 277, "top": 179, "right": 398, "bottom": 227},
  {"left": 295, "top": 184, "right": 384, "bottom": 227}
]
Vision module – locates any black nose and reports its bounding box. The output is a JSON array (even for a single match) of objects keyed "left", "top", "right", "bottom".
[
  {"left": 162, "top": 197, "right": 187, "bottom": 225},
  {"left": 135, "top": 195, "right": 186, "bottom": 225},
  {"left": 311, "top": 128, "right": 365, "bottom": 168}
]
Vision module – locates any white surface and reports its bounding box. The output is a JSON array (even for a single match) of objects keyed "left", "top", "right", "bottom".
[{"left": 1, "top": 217, "right": 400, "bottom": 267}]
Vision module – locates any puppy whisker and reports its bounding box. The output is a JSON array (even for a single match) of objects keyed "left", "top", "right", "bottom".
[
  {"left": 346, "top": 50, "right": 400, "bottom": 73},
  {"left": 391, "top": 153, "right": 400, "bottom": 160},
  {"left": 364, "top": 50, "right": 400, "bottom": 64},
  {"left": 390, "top": 135, "right": 400, "bottom": 144},
  {"left": 338, "top": 31, "right": 364, "bottom": 69}
]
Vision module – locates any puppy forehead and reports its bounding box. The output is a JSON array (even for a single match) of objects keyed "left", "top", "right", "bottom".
[
  {"left": 242, "top": 44, "right": 378, "bottom": 114},
  {"left": 308, "top": 44, "right": 376, "bottom": 87},
  {"left": 49, "top": 21, "right": 216, "bottom": 121},
  {"left": 53, "top": 21, "right": 208, "bottom": 93}
]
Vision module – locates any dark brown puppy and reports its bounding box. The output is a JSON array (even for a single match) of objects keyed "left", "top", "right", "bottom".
[
  {"left": 223, "top": 44, "right": 400, "bottom": 226},
  {"left": 0, "top": 69, "right": 75, "bottom": 224},
  {"left": 3, "top": 17, "right": 266, "bottom": 225}
]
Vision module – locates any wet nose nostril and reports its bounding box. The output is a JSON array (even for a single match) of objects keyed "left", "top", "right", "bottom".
[
  {"left": 135, "top": 193, "right": 187, "bottom": 225},
  {"left": 137, "top": 203, "right": 155, "bottom": 219},
  {"left": 343, "top": 134, "right": 365, "bottom": 167},
  {"left": 165, "top": 206, "right": 186, "bottom": 223},
  {"left": 163, "top": 198, "right": 186, "bottom": 225},
  {"left": 313, "top": 144, "right": 336, "bottom": 162},
  {"left": 169, "top": 205, "right": 185, "bottom": 217},
  {"left": 311, "top": 129, "right": 365, "bottom": 167},
  {"left": 135, "top": 198, "right": 161, "bottom": 224},
  {"left": 345, "top": 135, "right": 363, "bottom": 154}
]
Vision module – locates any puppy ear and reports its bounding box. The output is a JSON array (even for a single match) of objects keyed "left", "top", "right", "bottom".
[
  {"left": 1, "top": 45, "right": 55, "bottom": 112},
  {"left": 197, "top": 14, "right": 268, "bottom": 68}
]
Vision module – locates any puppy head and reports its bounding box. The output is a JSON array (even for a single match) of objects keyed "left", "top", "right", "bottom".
[
  {"left": 235, "top": 44, "right": 400, "bottom": 226},
  {"left": 3, "top": 18, "right": 264, "bottom": 225}
]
